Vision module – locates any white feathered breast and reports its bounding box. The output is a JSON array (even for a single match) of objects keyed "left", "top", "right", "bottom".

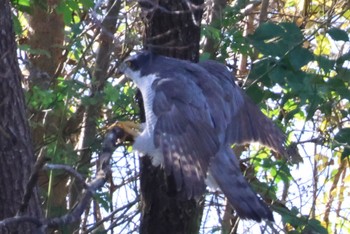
[{"left": 129, "top": 72, "right": 164, "bottom": 166}]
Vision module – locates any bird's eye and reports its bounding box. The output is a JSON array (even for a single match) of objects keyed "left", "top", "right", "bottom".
[
  {"left": 125, "top": 60, "right": 138, "bottom": 71},
  {"left": 125, "top": 60, "right": 132, "bottom": 67}
]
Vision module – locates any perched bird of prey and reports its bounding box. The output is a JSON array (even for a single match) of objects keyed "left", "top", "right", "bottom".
[{"left": 119, "top": 51, "right": 288, "bottom": 222}]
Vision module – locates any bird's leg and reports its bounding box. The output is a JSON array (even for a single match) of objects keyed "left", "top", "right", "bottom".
[{"left": 108, "top": 121, "right": 141, "bottom": 140}]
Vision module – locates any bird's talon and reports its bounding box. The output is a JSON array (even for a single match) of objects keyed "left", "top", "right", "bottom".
[{"left": 108, "top": 121, "right": 140, "bottom": 140}]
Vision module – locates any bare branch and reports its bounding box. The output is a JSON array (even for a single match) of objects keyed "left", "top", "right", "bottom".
[
  {"left": 17, "top": 155, "right": 50, "bottom": 216},
  {"left": 43, "top": 164, "right": 88, "bottom": 190},
  {"left": 0, "top": 125, "right": 124, "bottom": 232},
  {"left": 43, "top": 125, "right": 124, "bottom": 230},
  {"left": 85, "top": 198, "right": 139, "bottom": 233},
  {"left": 0, "top": 216, "right": 42, "bottom": 231}
]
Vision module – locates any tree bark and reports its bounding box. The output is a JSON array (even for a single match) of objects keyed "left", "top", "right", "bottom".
[
  {"left": 141, "top": 0, "right": 204, "bottom": 61},
  {"left": 202, "top": 0, "right": 227, "bottom": 58},
  {"left": 138, "top": 1, "right": 205, "bottom": 233},
  {"left": 0, "top": 0, "right": 43, "bottom": 233}
]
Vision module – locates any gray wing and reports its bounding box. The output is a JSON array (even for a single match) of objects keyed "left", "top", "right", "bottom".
[
  {"left": 198, "top": 60, "right": 287, "bottom": 157},
  {"left": 152, "top": 71, "right": 224, "bottom": 199}
]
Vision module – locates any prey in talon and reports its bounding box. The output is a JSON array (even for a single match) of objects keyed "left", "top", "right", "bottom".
[{"left": 107, "top": 121, "right": 142, "bottom": 143}]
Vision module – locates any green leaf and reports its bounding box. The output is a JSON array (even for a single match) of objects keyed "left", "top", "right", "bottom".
[
  {"left": 316, "top": 56, "right": 335, "bottom": 74},
  {"left": 248, "top": 58, "right": 273, "bottom": 87},
  {"left": 341, "top": 147, "right": 350, "bottom": 160},
  {"left": 104, "top": 83, "right": 120, "bottom": 103},
  {"left": 285, "top": 71, "right": 305, "bottom": 93},
  {"left": 249, "top": 23, "right": 286, "bottom": 56},
  {"left": 57, "top": 2, "right": 73, "bottom": 25},
  {"left": 305, "top": 93, "right": 324, "bottom": 120},
  {"left": 14, "top": 0, "right": 30, "bottom": 7},
  {"left": 327, "top": 77, "right": 345, "bottom": 91},
  {"left": 250, "top": 22, "right": 304, "bottom": 57},
  {"left": 274, "top": 206, "right": 302, "bottom": 228},
  {"left": 315, "top": 34, "right": 331, "bottom": 55},
  {"left": 344, "top": 9, "right": 350, "bottom": 19},
  {"left": 12, "top": 14, "right": 23, "bottom": 35},
  {"left": 11, "top": 0, "right": 31, "bottom": 12},
  {"left": 334, "top": 128, "right": 350, "bottom": 144},
  {"left": 199, "top": 52, "right": 211, "bottom": 61},
  {"left": 251, "top": 179, "right": 277, "bottom": 200},
  {"left": 94, "top": 192, "right": 111, "bottom": 212},
  {"left": 327, "top": 28, "right": 349, "bottom": 42},
  {"left": 202, "top": 25, "right": 221, "bottom": 41},
  {"left": 269, "top": 65, "right": 287, "bottom": 85},
  {"left": 19, "top": 44, "right": 51, "bottom": 58},
  {"left": 336, "top": 51, "right": 350, "bottom": 66},
  {"left": 80, "top": 0, "right": 94, "bottom": 9},
  {"left": 252, "top": 23, "right": 285, "bottom": 41},
  {"left": 279, "top": 22, "right": 303, "bottom": 46},
  {"left": 288, "top": 47, "right": 314, "bottom": 69},
  {"left": 67, "top": 0, "right": 80, "bottom": 11},
  {"left": 245, "top": 84, "right": 265, "bottom": 104},
  {"left": 305, "top": 219, "right": 328, "bottom": 234},
  {"left": 335, "top": 67, "right": 350, "bottom": 83}
]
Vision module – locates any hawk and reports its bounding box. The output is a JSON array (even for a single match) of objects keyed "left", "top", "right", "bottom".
[{"left": 119, "top": 51, "right": 288, "bottom": 222}]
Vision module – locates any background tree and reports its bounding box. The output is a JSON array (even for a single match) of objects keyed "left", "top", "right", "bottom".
[
  {"left": 1, "top": 0, "right": 349, "bottom": 233},
  {"left": 0, "top": 0, "right": 42, "bottom": 232}
]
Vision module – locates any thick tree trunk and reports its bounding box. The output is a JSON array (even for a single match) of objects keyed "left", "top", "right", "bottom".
[
  {"left": 0, "top": 0, "right": 43, "bottom": 233},
  {"left": 141, "top": 0, "right": 204, "bottom": 61},
  {"left": 138, "top": 1, "right": 205, "bottom": 233}
]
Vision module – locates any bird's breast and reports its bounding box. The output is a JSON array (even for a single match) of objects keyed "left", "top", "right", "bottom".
[
  {"left": 140, "top": 84, "right": 158, "bottom": 134},
  {"left": 133, "top": 74, "right": 165, "bottom": 166}
]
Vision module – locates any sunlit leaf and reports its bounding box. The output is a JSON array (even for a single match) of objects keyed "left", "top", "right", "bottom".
[
  {"left": 344, "top": 9, "right": 350, "bottom": 19},
  {"left": 314, "top": 34, "right": 331, "bottom": 55},
  {"left": 11, "top": 0, "right": 31, "bottom": 12},
  {"left": 57, "top": 2, "right": 73, "bottom": 25}
]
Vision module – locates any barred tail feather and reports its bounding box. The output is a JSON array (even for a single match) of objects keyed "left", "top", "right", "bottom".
[{"left": 209, "top": 147, "right": 274, "bottom": 222}]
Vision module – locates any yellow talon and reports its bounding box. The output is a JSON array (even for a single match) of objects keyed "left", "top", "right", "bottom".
[{"left": 108, "top": 121, "right": 140, "bottom": 139}]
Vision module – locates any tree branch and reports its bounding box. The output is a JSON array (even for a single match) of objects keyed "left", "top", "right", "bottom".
[
  {"left": 17, "top": 156, "right": 50, "bottom": 216},
  {"left": 0, "top": 125, "right": 124, "bottom": 232}
]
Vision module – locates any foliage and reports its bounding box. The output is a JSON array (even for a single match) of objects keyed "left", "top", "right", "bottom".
[
  {"left": 213, "top": 1, "right": 350, "bottom": 233},
  {"left": 7, "top": 0, "right": 350, "bottom": 233}
]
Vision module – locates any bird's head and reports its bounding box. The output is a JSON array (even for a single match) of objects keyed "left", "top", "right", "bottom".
[{"left": 119, "top": 51, "right": 155, "bottom": 82}]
